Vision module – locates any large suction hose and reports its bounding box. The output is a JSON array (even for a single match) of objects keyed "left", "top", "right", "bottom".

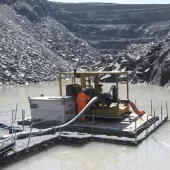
[{"left": 55, "top": 96, "right": 100, "bottom": 129}]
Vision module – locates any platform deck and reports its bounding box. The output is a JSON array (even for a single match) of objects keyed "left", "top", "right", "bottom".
[
  {"left": 0, "top": 116, "right": 168, "bottom": 168},
  {"left": 17, "top": 113, "right": 159, "bottom": 138},
  {"left": 63, "top": 113, "right": 158, "bottom": 137},
  {"left": 71, "top": 113, "right": 151, "bottom": 132}
]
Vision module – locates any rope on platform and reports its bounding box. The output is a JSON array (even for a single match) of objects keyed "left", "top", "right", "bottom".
[
  {"left": 0, "top": 102, "right": 29, "bottom": 108},
  {"left": 0, "top": 108, "right": 28, "bottom": 113},
  {"left": 0, "top": 108, "right": 30, "bottom": 116}
]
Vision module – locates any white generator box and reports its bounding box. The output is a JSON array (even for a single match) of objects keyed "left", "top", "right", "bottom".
[{"left": 29, "top": 96, "right": 75, "bottom": 123}]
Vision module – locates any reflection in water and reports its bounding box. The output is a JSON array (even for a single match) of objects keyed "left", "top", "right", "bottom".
[{"left": 0, "top": 82, "right": 170, "bottom": 170}]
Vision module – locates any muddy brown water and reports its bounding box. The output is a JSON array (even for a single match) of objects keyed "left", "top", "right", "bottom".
[{"left": 0, "top": 81, "right": 170, "bottom": 170}]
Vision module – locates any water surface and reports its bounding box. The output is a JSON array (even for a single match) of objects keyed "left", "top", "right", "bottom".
[{"left": 0, "top": 82, "right": 170, "bottom": 170}]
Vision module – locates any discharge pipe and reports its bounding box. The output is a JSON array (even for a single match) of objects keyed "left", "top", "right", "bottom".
[{"left": 128, "top": 100, "right": 145, "bottom": 116}]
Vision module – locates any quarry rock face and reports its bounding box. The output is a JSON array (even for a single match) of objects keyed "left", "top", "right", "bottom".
[
  {"left": 0, "top": 0, "right": 170, "bottom": 86},
  {"left": 52, "top": 2, "right": 170, "bottom": 86},
  {"left": 0, "top": 0, "right": 100, "bottom": 85}
]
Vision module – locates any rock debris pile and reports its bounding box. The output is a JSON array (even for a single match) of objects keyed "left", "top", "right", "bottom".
[{"left": 1, "top": 0, "right": 170, "bottom": 86}]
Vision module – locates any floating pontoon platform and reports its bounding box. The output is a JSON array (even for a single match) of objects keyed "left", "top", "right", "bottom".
[
  {"left": 0, "top": 113, "right": 168, "bottom": 168},
  {"left": 18, "top": 113, "right": 159, "bottom": 138}
]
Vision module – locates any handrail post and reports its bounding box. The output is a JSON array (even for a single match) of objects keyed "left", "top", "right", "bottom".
[
  {"left": 161, "top": 105, "right": 163, "bottom": 123},
  {"left": 146, "top": 115, "right": 148, "bottom": 136},
  {"left": 154, "top": 110, "right": 156, "bottom": 129},
  {"left": 135, "top": 118, "right": 137, "bottom": 144},
  {"left": 22, "top": 109, "right": 25, "bottom": 130},
  {"left": 59, "top": 114, "right": 61, "bottom": 139},
  {"left": 151, "top": 100, "right": 152, "bottom": 114},
  {"left": 26, "top": 124, "right": 33, "bottom": 152},
  {"left": 14, "top": 103, "right": 18, "bottom": 123},
  {"left": 91, "top": 115, "right": 94, "bottom": 140},
  {"left": 166, "top": 101, "right": 169, "bottom": 119},
  {"left": 12, "top": 110, "right": 14, "bottom": 138}
]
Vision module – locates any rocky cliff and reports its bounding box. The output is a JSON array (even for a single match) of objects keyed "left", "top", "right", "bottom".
[
  {"left": 0, "top": 0, "right": 100, "bottom": 85},
  {"left": 51, "top": 2, "right": 170, "bottom": 86},
  {"left": 52, "top": 3, "right": 170, "bottom": 52},
  {"left": 0, "top": 0, "right": 170, "bottom": 86}
]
